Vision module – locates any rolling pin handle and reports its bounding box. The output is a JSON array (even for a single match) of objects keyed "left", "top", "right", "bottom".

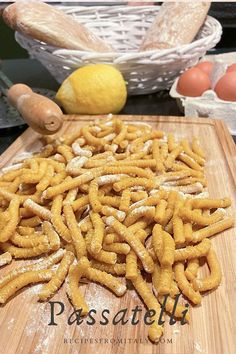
[{"left": 7, "top": 83, "right": 63, "bottom": 135}]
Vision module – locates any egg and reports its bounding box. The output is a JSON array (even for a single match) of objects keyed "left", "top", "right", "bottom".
[
  {"left": 226, "top": 63, "right": 236, "bottom": 73},
  {"left": 214, "top": 72, "right": 236, "bottom": 101},
  {"left": 195, "top": 61, "right": 214, "bottom": 76},
  {"left": 177, "top": 67, "right": 211, "bottom": 97}
]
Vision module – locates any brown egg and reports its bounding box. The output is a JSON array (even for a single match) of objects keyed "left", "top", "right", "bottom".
[
  {"left": 177, "top": 67, "right": 211, "bottom": 97},
  {"left": 195, "top": 61, "right": 214, "bottom": 76},
  {"left": 214, "top": 72, "right": 236, "bottom": 101},
  {"left": 226, "top": 63, "right": 236, "bottom": 73}
]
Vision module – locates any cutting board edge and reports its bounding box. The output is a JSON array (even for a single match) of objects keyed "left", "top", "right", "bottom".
[{"left": 63, "top": 114, "right": 215, "bottom": 124}]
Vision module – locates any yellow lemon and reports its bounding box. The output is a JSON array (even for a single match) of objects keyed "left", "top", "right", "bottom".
[{"left": 56, "top": 64, "right": 127, "bottom": 115}]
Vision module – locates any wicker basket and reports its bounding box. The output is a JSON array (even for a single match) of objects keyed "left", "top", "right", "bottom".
[{"left": 15, "top": 5, "right": 222, "bottom": 95}]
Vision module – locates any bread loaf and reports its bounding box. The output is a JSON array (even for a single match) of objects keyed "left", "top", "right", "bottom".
[
  {"left": 139, "top": 2, "right": 211, "bottom": 51},
  {"left": 3, "top": 0, "right": 114, "bottom": 52}
]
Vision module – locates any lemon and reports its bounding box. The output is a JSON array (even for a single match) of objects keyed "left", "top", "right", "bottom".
[{"left": 56, "top": 64, "right": 127, "bottom": 115}]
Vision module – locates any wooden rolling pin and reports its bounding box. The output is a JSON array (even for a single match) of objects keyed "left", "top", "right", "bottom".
[{"left": 7, "top": 83, "right": 63, "bottom": 135}]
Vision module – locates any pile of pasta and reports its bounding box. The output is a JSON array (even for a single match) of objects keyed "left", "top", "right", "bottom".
[{"left": 0, "top": 117, "right": 234, "bottom": 343}]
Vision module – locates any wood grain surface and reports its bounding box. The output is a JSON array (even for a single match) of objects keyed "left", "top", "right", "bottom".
[{"left": 0, "top": 115, "right": 235, "bottom": 354}]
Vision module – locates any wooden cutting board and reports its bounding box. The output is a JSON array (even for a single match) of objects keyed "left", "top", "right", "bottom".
[{"left": 0, "top": 116, "right": 235, "bottom": 354}]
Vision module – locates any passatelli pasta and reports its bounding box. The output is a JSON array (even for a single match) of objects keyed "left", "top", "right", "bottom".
[{"left": 0, "top": 117, "right": 234, "bottom": 343}]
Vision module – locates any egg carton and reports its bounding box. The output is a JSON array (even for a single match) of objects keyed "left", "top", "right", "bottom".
[{"left": 169, "top": 52, "right": 236, "bottom": 136}]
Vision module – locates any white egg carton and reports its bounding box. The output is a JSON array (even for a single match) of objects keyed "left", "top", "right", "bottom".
[{"left": 169, "top": 52, "right": 236, "bottom": 136}]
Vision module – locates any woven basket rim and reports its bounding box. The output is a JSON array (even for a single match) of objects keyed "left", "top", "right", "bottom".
[
  {"left": 57, "top": 5, "right": 161, "bottom": 13},
  {"left": 54, "top": 15, "right": 220, "bottom": 57},
  {"left": 54, "top": 15, "right": 219, "bottom": 54},
  {"left": 15, "top": 4, "right": 222, "bottom": 59}
]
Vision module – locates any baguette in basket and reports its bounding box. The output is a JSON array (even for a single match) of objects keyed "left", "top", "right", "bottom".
[
  {"left": 139, "top": 2, "right": 211, "bottom": 51},
  {"left": 3, "top": 0, "right": 114, "bottom": 52}
]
